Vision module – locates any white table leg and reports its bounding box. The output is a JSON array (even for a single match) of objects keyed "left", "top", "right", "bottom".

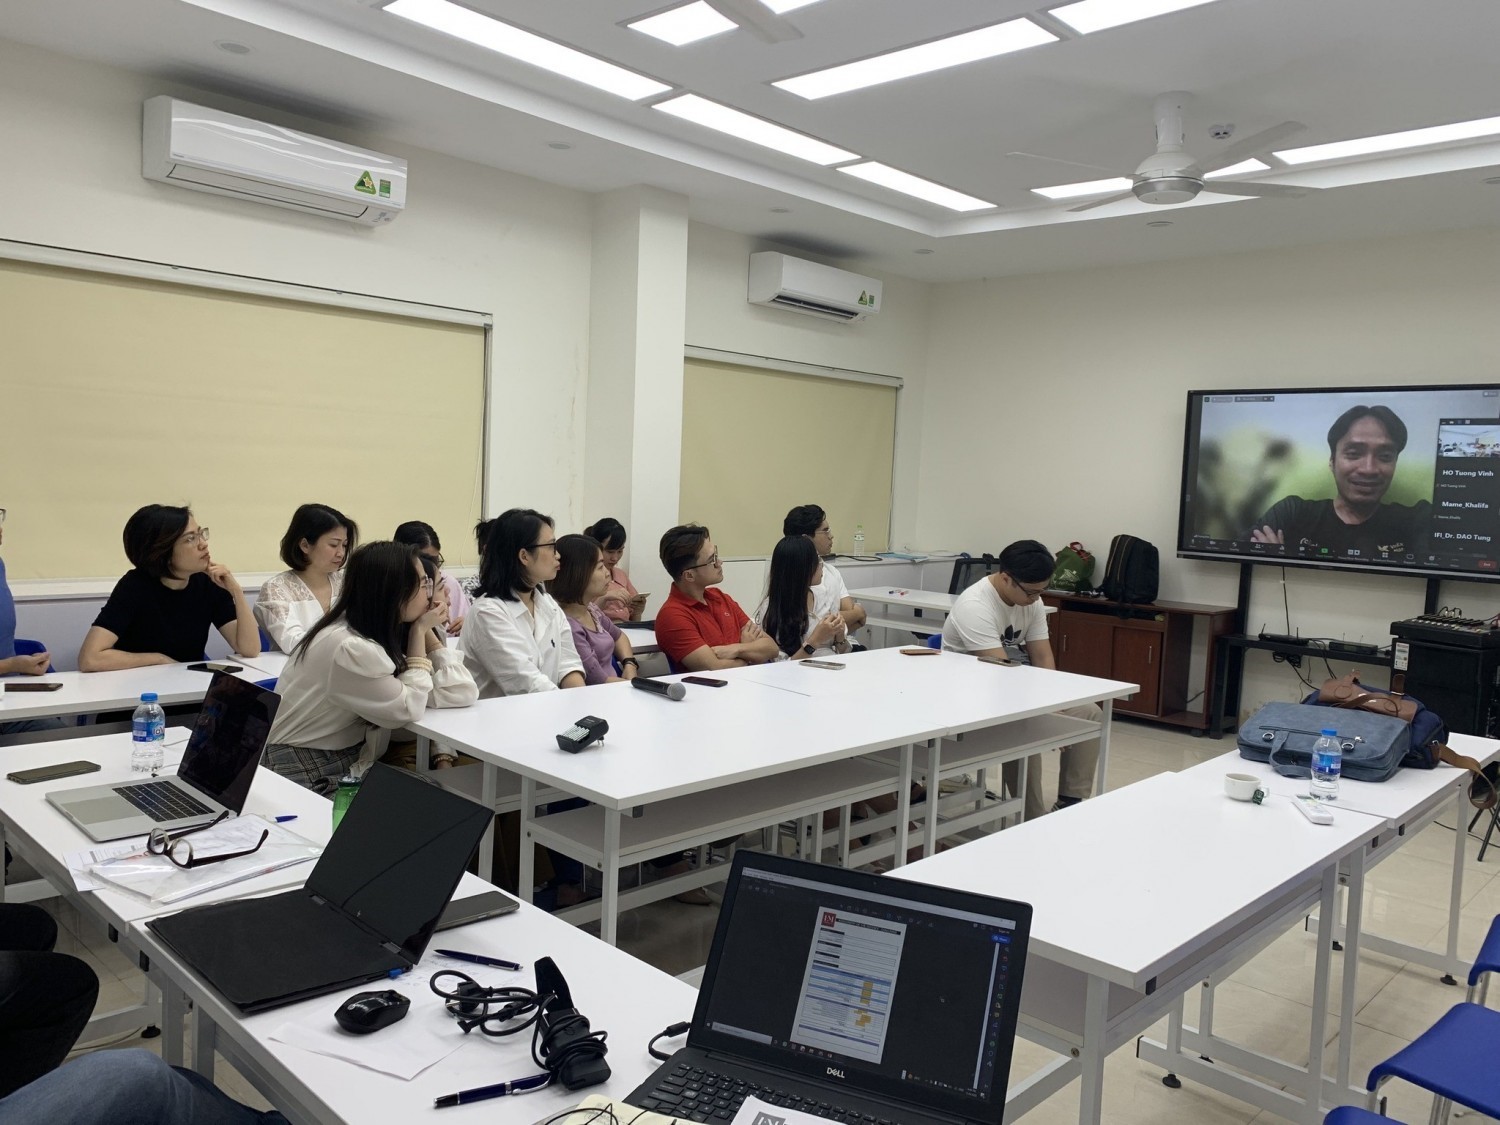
[
  {"left": 1306, "top": 865, "right": 1338, "bottom": 1122},
  {"left": 838, "top": 803, "right": 851, "bottom": 867},
  {"left": 893, "top": 743, "right": 914, "bottom": 867},
  {"left": 1095, "top": 700, "right": 1113, "bottom": 795},
  {"left": 924, "top": 738, "right": 943, "bottom": 858},
  {"left": 415, "top": 734, "right": 431, "bottom": 772},
  {"left": 161, "top": 978, "right": 189, "bottom": 1068},
  {"left": 601, "top": 811, "right": 622, "bottom": 947},
  {"left": 1078, "top": 974, "right": 1108, "bottom": 1125},
  {"left": 1337, "top": 844, "right": 1367, "bottom": 1092},
  {"left": 1444, "top": 783, "right": 1466, "bottom": 983},
  {"left": 520, "top": 775, "right": 537, "bottom": 905},
  {"left": 477, "top": 765, "right": 497, "bottom": 883},
  {"left": 190, "top": 1000, "right": 216, "bottom": 1080}
]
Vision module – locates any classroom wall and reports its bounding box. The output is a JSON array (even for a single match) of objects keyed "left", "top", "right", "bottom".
[
  {"left": 0, "top": 37, "right": 594, "bottom": 546},
  {"left": 916, "top": 226, "right": 1500, "bottom": 717}
]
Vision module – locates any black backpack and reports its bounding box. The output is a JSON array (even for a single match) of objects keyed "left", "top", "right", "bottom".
[{"left": 1100, "top": 534, "right": 1159, "bottom": 604}]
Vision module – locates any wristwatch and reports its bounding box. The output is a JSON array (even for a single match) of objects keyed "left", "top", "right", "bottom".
[
  {"left": 802, "top": 643, "right": 816, "bottom": 656},
  {"left": 619, "top": 657, "right": 639, "bottom": 668}
]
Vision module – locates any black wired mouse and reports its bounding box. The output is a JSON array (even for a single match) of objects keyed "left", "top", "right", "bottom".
[{"left": 335, "top": 989, "right": 410, "bottom": 1034}]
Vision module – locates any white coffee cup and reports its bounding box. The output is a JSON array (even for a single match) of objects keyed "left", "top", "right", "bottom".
[{"left": 1224, "top": 772, "right": 1269, "bottom": 803}]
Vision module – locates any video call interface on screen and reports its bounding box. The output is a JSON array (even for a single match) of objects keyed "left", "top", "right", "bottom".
[
  {"left": 1179, "top": 385, "right": 1500, "bottom": 577},
  {"left": 700, "top": 869, "right": 1019, "bottom": 1106}
]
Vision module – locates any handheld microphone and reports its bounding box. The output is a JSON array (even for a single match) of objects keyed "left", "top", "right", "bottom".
[{"left": 631, "top": 677, "right": 686, "bottom": 702}]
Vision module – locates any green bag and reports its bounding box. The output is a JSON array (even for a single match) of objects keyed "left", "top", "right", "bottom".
[{"left": 1050, "top": 542, "right": 1095, "bottom": 593}]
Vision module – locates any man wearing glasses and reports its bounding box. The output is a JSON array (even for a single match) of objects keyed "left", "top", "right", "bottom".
[
  {"left": 655, "top": 525, "right": 779, "bottom": 672},
  {"left": 942, "top": 539, "right": 1102, "bottom": 820}
]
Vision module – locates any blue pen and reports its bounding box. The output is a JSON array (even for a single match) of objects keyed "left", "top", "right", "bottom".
[
  {"left": 435, "top": 948, "right": 522, "bottom": 971},
  {"left": 274, "top": 815, "right": 298, "bottom": 823}
]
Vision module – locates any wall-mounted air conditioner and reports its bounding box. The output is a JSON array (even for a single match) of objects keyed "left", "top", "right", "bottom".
[
  {"left": 747, "top": 252, "right": 883, "bottom": 323},
  {"left": 142, "top": 96, "right": 407, "bottom": 226}
]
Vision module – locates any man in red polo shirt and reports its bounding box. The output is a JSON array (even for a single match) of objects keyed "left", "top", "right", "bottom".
[{"left": 656, "top": 524, "right": 779, "bottom": 671}]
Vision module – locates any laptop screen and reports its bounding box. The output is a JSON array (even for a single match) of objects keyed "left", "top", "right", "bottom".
[
  {"left": 691, "top": 853, "right": 1030, "bottom": 1124},
  {"left": 176, "top": 673, "right": 281, "bottom": 811}
]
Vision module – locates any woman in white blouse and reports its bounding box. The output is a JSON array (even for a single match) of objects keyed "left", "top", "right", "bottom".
[
  {"left": 263, "top": 540, "right": 477, "bottom": 794},
  {"left": 254, "top": 504, "right": 357, "bottom": 653},
  {"left": 461, "top": 508, "right": 584, "bottom": 698},
  {"left": 758, "top": 536, "right": 851, "bottom": 661}
]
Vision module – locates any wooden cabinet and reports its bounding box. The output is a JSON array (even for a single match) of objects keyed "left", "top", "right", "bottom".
[{"left": 1044, "top": 593, "right": 1235, "bottom": 732}]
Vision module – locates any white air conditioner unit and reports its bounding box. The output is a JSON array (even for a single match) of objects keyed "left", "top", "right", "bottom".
[
  {"left": 142, "top": 97, "right": 407, "bottom": 226},
  {"left": 747, "top": 252, "right": 882, "bottom": 323}
]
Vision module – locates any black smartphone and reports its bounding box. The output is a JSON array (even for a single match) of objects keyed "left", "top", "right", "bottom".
[
  {"left": 978, "top": 655, "right": 1021, "bottom": 667},
  {"left": 682, "top": 676, "right": 728, "bottom": 688},
  {"left": 8, "top": 761, "right": 102, "bottom": 784},
  {"left": 435, "top": 890, "right": 521, "bottom": 931},
  {"left": 188, "top": 662, "right": 243, "bottom": 674},
  {"left": 4, "top": 682, "right": 65, "bottom": 692}
]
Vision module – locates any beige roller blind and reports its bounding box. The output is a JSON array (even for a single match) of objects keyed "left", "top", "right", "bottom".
[
  {"left": 680, "top": 358, "right": 896, "bottom": 557},
  {"left": 0, "top": 259, "right": 485, "bottom": 580}
]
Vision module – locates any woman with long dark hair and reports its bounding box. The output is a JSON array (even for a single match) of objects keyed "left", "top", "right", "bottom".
[
  {"left": 79, "top": 504, "right": 260, "bottom": 671},
  {"left": 255, "top": 503, "right": 358, "bottom": 652},
  {"left": 551, "top": 535, "right": 639, "bottom": 685},
  {"left": 462, "top": 508, "right": 584, "bottom": 697},
  {"left": 263, "top": 541, "right": 476, "bottom": 793},
  {"left": 759, "top": 536, "right": 850, "bottom": 661},
  {"left": 584, "top": 517, "right": 647, "bottom": 623},
  {"left": 394, "top": 520, "right": 469, "bottom": 636}
]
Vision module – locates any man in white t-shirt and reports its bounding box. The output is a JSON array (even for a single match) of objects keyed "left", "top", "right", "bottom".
[
  {"left": 942, "top": 539, "right": 1102, "bottom": 820},
  {"left": 784, "top": 505, "right": 867, "bottom": 631}
]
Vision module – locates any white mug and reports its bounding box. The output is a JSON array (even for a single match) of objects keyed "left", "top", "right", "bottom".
[{"left": 1224, "top": 772, "right": 1269, "bottom": 804}]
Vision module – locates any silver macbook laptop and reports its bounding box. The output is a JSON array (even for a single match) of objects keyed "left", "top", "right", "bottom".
[
  {"left": 628, "top": 851, "right": 1032, "bottom": 1125},
  {"left": 47, "top": 672, "right": 280, "bottom": 842}
]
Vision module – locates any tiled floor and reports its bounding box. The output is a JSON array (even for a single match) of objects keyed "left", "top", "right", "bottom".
[{"left": 33, "top": 717, "right": 1500, "bottom": 1123}]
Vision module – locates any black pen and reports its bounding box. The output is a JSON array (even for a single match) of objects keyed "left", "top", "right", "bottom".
[
  {"left": 435, "top": 948, "right": 523, "bottom": 971},
  {"left": 434, "top": 1072, "right": 552, "bottom": 1107}
]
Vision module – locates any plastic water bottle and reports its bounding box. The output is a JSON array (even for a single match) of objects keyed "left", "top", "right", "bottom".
[
  {"left": 852, "top": 524, "right": 866, "bottom": 555},
  {"left": 331, "top": 773, "right": 362, "bottom": 831},
  {"left": 130, "top": 692, "right": 166, "bottom": 774},
  {"left": 1310, "top": 728, "right": 1341, "bottom": 801}
]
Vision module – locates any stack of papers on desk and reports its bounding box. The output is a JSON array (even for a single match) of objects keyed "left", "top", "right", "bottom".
[{"left": 86, "top": 816, "right": 321, "bottom": 904}]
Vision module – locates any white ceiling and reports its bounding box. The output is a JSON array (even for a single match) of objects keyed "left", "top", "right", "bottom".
[{"left": 2, "top": 0, "right": 1498, "bottom": 281}]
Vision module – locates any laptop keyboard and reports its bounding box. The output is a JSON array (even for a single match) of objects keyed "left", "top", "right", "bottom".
[
  {"left": 115, "top": 782, "right": 212, "bottom": 822},
  {"left": 634, "top": 1063, "right": 906, "bottom": 1125}
]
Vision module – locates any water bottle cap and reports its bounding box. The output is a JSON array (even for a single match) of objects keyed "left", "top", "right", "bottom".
[
  {"left": 1321, "top": 728, "right": 1337, "bottom": 736},
  {"left": 141, "top": 692, "right": 159, "bottom": 702}
]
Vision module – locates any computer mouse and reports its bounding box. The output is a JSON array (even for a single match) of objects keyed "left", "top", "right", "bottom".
[{"left": 334, "top": 989, "right": 410, "bottom": 1034}]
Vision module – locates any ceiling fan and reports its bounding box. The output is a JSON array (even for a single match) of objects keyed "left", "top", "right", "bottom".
[{"left": 1015, "top": 92, "right": 1318, "bottom": 212}]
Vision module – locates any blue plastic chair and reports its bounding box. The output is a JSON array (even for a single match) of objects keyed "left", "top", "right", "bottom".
[
  {"left": 925, "top": 633, "right": 942, "bottom": 650},
  {"left": 13, "top": 638, "right": 54, "bottom": 673},
  {"left": 257, "top": 626, "right": 273, "bottom": 651},
  {"left": 1326, "top": 1107, "right": 1402, "bottom": 1124},
  {"left": 254, "top": 678, "right": 278, "bottom": 692},
  {"left": 1466, "top": 913, "right": 1500, "bottom": 1005},
  {"left": 1364, "top": 1003, "right": 1500, "bottom": 1122}
]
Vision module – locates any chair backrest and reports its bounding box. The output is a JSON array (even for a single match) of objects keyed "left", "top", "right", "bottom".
[
  {"left": 925, "top": 633, "right": 942, "bottom": 650},
  {"left": 13, "top": 638, "right": 55, "bottom": 673},
  {"left": 254, "top": 677, "right": 279, "bottom": 692},
  {"left": 948, "top": 554, "right": 1002, "bottom": 595}
]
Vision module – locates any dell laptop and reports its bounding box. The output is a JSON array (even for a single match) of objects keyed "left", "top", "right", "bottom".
[
  {"left": 147, "top": 763, "right": 491, "bottom": 1013},
  {"left": 47, "top": 672, "right": 280, "bottom": 842},
  {"left": 628, "top": 851, "right": 1032, "bottom": 1125}
]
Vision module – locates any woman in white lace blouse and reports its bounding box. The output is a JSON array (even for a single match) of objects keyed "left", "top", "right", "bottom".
[{"left": 254, "top": 504, "right": 358, "bottom": 652}]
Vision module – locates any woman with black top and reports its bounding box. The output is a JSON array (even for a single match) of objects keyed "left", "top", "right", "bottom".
[{"left": 78, "top": 505, "right": 259, "bottom": 671}]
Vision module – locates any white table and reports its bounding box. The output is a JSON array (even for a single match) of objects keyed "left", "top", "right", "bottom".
[
  {"left": 128, "top": 884, "right": 697, "bottom": 1124},
  {"left": 0, "top": 653, "right": 288, "bottom": 724},
  {"left": 894, "top": 770, "right": 1386, "bottom": 1125},
  {"left": 413, "top": 648, "right": 1135, "bottom": 944},
  {"left": 615, "top": 622, "right": 661, "bottom": 655},
  {"left": 0, "top": 732, "right": 331, "bottom": 1062},
  {"left": 847, "top": 585, "right": 954, "bottom": 645}
]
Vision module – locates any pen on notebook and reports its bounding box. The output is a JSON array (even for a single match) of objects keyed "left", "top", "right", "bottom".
[
  {"left": 274, "top": 815, "right": 298, "bottom": 823},
  {"left": 435, "top": 949, "right": 522, "bottom": 971},
  {"left": 433, "top": 1073, "right": 551, "bottom": 1108}
]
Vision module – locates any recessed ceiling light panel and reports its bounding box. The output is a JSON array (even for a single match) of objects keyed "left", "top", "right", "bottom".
[
  {"left": 653, "top": 94, "right": 858, "bottom": 164},
  {"left": 1031, "top": 176, "right": 1132, "bottom": 200},
  {"left": 761, "top": 0, "right": 823, "bottom": 12},
  {"left": 386, "top": 0, "right": 671, "bottom": 100},
  {"left": 1049, "top": 0, "right": 1221, "bottom": 35},
  {"left": 628, "top": 2, "right": 738, "bottom": 47},
  {"left": 774, "top": 19, "right": 1057, "bottom": 100},
  {"left": 1275, "top": 115, "right": 1500, "bottom": 165},
  {"left": 838, "top": 162, "right": 995, "bottom": 211}
]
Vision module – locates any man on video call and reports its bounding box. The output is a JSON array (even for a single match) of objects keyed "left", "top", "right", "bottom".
[{"left": 1249, "top": 405, "right": 1432, "bottom": 557}]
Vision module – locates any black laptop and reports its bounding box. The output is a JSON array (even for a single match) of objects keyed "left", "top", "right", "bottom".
[
  {"left": 146, "top": 764, "right": 491, "bottom": 1013},
  {"left": 628, "top": 851, "right": 1031, "bottom": 1125}
]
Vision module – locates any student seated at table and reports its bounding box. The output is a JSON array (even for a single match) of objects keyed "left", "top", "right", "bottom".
[
  {"left": 78, "top": 505, "right": 259, "bottom": 672},
  {"left": 0, "top": 1048, "right": 289, "bottom": 1124},
  {"left": 782, "top": 504, "right": 867, "bottom": 633},
  {"left": 941, "top": 539, "right": 1102, "bottom": 820},
  {"left": 551, "top": 534, "right": 640, "bottom": 685},
  {"left": 584, "top": 517, "right": 648, "bottom": 623},
  {"left": 655, "top": 524, "right": 778, "bottom": 672},
  {"left": 254, "top": 503, "right": 357, "bottom": 653},
  {"left": 263, "top": 541, "right": 476, "bottom": 794},
  {"left": 462, "top": 508, "right": 585, "bottom": 697},
  {"left": 461, "top": 516, "right": 496, "bottom": 600},
  {"left": 758, "top": 535, "right": 851, "bottom": 661},
  {"left": 0, "top": 508, "right": 67, "bottom": 737},
  {"left": 0, "top": 903, "right": 99, "bottom": 1099},
  {"left": 394, "top": 520, "right": 469, "bottom": 636}
]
